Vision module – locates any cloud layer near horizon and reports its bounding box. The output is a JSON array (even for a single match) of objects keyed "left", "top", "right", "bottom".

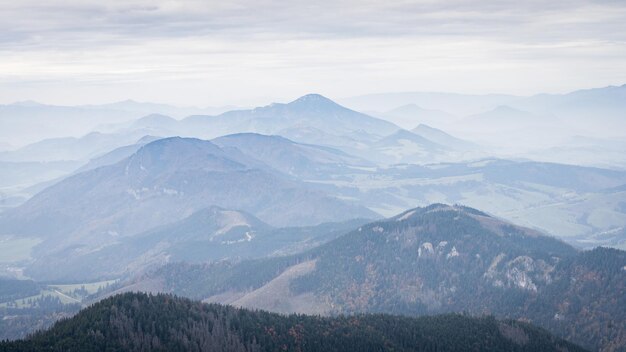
[{"left": 1, "top": 0, "right": 625, "bottom": 106}]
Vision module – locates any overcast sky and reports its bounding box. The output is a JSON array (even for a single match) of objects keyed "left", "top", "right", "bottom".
[{"left": 1, "top": 0, "right": 625, "bottom": 106}]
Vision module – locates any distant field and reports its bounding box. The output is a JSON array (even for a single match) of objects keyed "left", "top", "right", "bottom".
[
  {"left": 49, "top": 279, "right": 117, "bottom": 296},
  {"left": 0, "top": 279, "right": 118, "bottom": 308},
  {"left": 0, "top": 236, "right": 41, "bottom": 262},
  {"left": 315, "top": 172, "right": 626, "bottom": 246},
  {"left": 0, "top": 289, "right": 78, "bottom": 308}
]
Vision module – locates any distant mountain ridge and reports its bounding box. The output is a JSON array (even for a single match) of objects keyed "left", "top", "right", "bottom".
[
  {"left": 512, "top": 84, "right": 626, "bottom": 119},
  {"left": 212, "top": 133, "right": 374, "bottom": 179},
  {"left": 374, "top": 104, "right": 459, "bottom": 129},
  {"left": 0, "top": 137, "right": 378, "bottom": 280},
  {"left": 340, "top": 91, "right": 520, "bottom": 116},
  {"left": 22, "top": 205, "right": 370, "bottom": 281},
  {"left": 0, "top": 137, "right": 377, "bottom": 232},
  {"left": 362, "top": 129, "right": 448, "bottom": 164},
  {"left": 1, "top": 85, "right": 626, "bottom": 351},
  {"left": 412, "top": 124, "right": 481, "bottom": 151},
  {"left": 0, "top": 131, "right": 152, "bottom": 163},
  {"left": 181, "top": 93, "right": 401, "bottom": 143}
]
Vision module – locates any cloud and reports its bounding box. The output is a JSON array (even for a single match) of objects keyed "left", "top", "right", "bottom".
[
  {"left": 0, "top": 0, "right": 625, "bottom": 105},
  {"left": 2, "top": 0, "right": 624, "bottom": 43}
]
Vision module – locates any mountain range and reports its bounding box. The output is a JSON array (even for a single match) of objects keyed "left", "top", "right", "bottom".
[
  {"left": 117, "top": 204, "right": 625, "bottom": 351},
  {"left": 0, "top": 131, "right": 154, "bottom": 163},
  {"left": 305, "top": 157, "right": 626, "bottom": 246},
  {"left": 343, "top": 84, "right": 626, "bottom": 123},
  {"left": 5, "top": 90, "right": 623, "bottom": 216},
  {"left": 23, "top": 206, "right": 368, "bottom": 281},
  {"left": 412, "top": 124, "right": 482, "bottom": 151},
  {"left": 343, "top": 85, "right": 626, "bottom": 159},
  {"left": 372, "top": 104, "right": 459, "bottom": 130},
  {"left": 212, "top": 133, "right": 374, "bottom": 179},
  {"left": 2, "top": 133, "right": 625, "bottom": 284},
  {"left": 0, "top": 136, "right": 377, "bottom": 281},
  {"left": 187, "top": 94, "right": 398, "bottom": 137},
  {"left": 1, "top": 86, "right": 626, "bottom": 350},
  {"left": 0, "top": 100, "right": 236, "bottom": 148}
]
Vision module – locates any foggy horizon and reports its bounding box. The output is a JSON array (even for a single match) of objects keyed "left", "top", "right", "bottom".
[
  {"left": 2, "top": 82, "right": 626, "bottom": 108},
  {"left": 2, "top": 0, "right": 626, "bottom": 106},
  {"left": 1, "top": 1, "right": 625, "bottom": 351}
]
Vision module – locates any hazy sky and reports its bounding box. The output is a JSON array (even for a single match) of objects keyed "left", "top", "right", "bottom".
[{"left": 1, "top": 0, "right": 626, "bottom": 106}]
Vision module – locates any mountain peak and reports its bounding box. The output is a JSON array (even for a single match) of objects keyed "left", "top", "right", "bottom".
[
  {"left": 292, "top": 93, "right": 333, "bottom": 102},
  {"left": 392, "top": 203, "right": 492, "bottom": 222},
  {"left": 131, "top": 137, "right": 231, "bottom": 170},
  {"left": 288, "top": 94, "right": 340, "bottom": 109},
  {"left": 413, "top": 123, "right": 436, "bottom": 132}
]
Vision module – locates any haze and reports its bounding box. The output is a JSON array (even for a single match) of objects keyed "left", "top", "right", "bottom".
[
  {"left": 1, "top": 2, "right": 626, "bottom": 351},
  {"left": 1, "top": 0, "right": 626, "bottom": 106}
]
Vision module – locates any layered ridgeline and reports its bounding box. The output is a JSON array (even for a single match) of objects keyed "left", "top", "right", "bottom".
[
  {"left": 5, "top": 96, "right": 624, "bottom": 248},
  {"left": 125, "top": 204, "right": 625, "bottom": 351},
  {"left": 0, "top": 292, "right": 586, "bottom": 352},
  {"left": 182, "top": 93, "right": 400, "bottom": 144},
  {"left": 212, "top": 133, "right": 375, "bottom": 179},
  {"left": 0, "top": 137, "right": 377, "bottom": 280},
  {"left": 312, "top": 158, "right": 626, "bottom": 248},
  {"left": 114, "top": 94, "right": 468, "bottom": 164},
  {"left": 25, "top": 206, "right": 368, "bottom": 281}
]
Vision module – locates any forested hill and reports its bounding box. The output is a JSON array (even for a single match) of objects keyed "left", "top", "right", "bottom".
[
  {"left": 131, "top": 204, "right": 625, "bottom": 351},
  {"left": 0, "top": 292, "right": 586, "bottom": 352}
]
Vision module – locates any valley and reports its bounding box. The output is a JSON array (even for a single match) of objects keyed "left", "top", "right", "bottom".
[
  {"left": 0, "top": 89, "right": 624, "bottom": 351},
  {"left": 3, "top": 3, "right": 625, "bottom": 350}
]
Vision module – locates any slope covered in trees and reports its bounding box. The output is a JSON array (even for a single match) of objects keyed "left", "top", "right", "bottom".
[
  {"left": 134, "top": 204, "right": 625, "bottom": 351},
  {"left": 0, "top": 292, "right": 586, "bottom": 352}
]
